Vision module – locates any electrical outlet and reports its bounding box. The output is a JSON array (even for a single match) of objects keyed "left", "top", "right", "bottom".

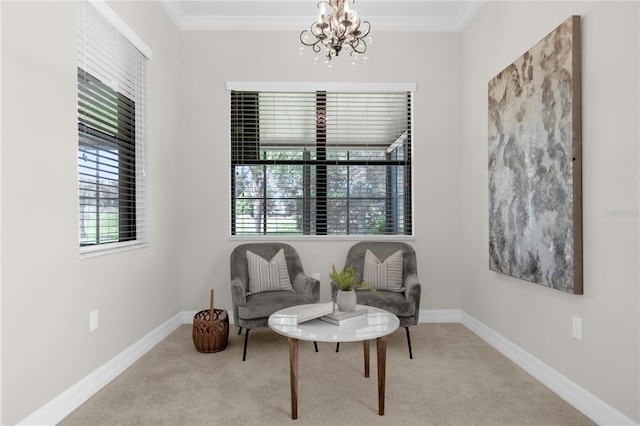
[
  {"left": 90, "top": 310, "right": 99, "bottom": 332},
  {"left": 572, "top": 316, "right": 582, "bottom": 341},
  {"left": 312, "top": 272, "right": 321, "bottom": 280}
]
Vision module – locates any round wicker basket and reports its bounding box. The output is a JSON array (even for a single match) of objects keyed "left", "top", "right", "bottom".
[{"left": 192, "top": 290, "right": 229, "bottom": 353}]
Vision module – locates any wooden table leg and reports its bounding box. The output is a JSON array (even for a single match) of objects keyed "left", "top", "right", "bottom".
[
  {"left": 289, "top": 337, "right": 298, "bottom": 420},
  {"left": 363, "top": 340, "right": 370, "bottom": 378},
  {"left": 376, "top": 336, "right": 387, "bottom": 416}
]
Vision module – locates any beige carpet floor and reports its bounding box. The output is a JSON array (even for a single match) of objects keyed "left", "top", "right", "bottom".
[{"left": 60, "top": 323, "right": 594, "bottom": 425}]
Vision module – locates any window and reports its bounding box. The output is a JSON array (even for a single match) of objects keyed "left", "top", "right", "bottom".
[
  {"left": 229, "top": 84, "right": 414, "bottom": 236},
  {"left": 77, "top": 0, "right": 151, "bottom": 253}
]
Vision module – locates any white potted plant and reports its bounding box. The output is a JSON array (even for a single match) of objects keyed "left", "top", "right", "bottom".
[{"left": 330, "top": 265, "right": 379, "bottom": 312}]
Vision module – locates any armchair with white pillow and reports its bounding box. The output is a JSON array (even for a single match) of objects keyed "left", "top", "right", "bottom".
[
  {"left": 230, "top": 243, "right": 320, "bottom": 361},
  {"left": 330, "top": 241, "right": 421, "bottom": 359}
]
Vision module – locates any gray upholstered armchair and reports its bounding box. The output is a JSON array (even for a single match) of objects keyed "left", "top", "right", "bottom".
[
  {"left": 231, "top": 243, "right": 320, "bottom": 361},
  {"left": 331, "top": 241, "right": 421, "bottom": 358}
]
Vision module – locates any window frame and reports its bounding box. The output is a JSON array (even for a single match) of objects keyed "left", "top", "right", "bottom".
[
  {"left": 77, "top": 0, "right": 152, "bottom": 257},
  {"left": 226, "top": 81, "right": 417, "bottom": 240}
]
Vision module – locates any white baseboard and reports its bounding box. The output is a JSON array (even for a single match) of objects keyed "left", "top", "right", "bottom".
[
  {"left": 182, "top": 310, "right": 199, "bottom": 324},
  {"left": 185, "top": 308, "right": 460, "bottom": 326},
  {"left": 18, "top": 309, "right": 636, "bottom": 426},
  {"left": 461, "top": 311, "right": 637, "bottom": 426},
  {"left": 419, "top": 308, "right": 461, "bottom": 323},
  {"left": 18, "top": 313, "right": 183, "bottom": 426},
  {"left": 185, "top": 309, "right": 460, "bottom": 326}
]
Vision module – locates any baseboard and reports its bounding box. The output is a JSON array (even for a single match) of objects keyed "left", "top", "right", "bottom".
[
  {"left": 187, "top": 308, "right": 469, "bottom": 326},
  {"left": 18, "top": 313, "right": 183, "bottom": 426},
  {"left": 184, "top": 308, "right": 460, "bottom": 326},
  {"left": 419, "top": 308, "right": 461, "bottom": 323},
  {"left": 18, "top": 309, "right": 636, "bottom": 426},
  {"left": 461, "top": 311, "right": 637, "bottom": 426},
  {"left": 182, "top": 310, "right": 199, "bottom": 324}
]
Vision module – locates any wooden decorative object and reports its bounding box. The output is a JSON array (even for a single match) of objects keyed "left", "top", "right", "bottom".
[{"left": 192, "top": 289, "right": 229, "bottom": 353}]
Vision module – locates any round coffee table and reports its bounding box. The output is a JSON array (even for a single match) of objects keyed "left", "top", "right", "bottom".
[{"left": 268, "top": 304, "right": 400, "bottom": 419}]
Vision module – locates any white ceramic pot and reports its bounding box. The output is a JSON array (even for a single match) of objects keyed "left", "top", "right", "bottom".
[{"left": 336, "top": 289, "right": 357, "bottom": 312}]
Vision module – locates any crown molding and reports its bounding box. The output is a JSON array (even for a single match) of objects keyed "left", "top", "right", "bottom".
[
  {"left": 225, "top": 81, "right": 418, "bottom": 93},
  {"left": 160, "top": 0, "right": 485, "bottom": 32}
]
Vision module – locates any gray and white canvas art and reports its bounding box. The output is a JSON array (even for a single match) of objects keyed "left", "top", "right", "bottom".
[{"left": 488, "top": 16, "right": 582, "bottom": 294}]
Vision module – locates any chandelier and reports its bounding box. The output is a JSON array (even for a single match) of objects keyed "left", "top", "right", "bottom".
[{"left": 300, "top": 0, "right": 371, "bottom": 63}]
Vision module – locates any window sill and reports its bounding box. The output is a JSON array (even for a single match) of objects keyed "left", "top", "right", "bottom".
[
  {"left": 80, "top": 240, "right": 149, "bottom": 259},
  {"left": 228, "top": 234, "right": 415, "bottom": 242}
]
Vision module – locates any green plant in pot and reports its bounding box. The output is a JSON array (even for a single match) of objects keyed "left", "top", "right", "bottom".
[{"left": 330, "top": 264, "right": 380, "bottom": 312}]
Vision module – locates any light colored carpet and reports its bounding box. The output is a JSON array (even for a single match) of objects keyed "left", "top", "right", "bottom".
[{"left": 60, "top": 323, "right": 594, "bottom": 425}]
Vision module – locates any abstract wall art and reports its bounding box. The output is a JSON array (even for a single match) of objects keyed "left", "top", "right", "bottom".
[{"left": 488, "top": 16, "right": 582, "bottom": 294}]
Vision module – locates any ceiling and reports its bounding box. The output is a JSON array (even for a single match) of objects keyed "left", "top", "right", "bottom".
[{"left": 160, "top": 0, "right": 485, "bottom": 31}]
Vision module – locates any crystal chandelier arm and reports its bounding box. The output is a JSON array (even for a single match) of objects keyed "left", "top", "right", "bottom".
[
  {"left": 300, "top": 30, "right": 324, "bottom": 53},
  {"left": 358, "top": 20, "right": 370, "bottom": 38},
  {"left": 350, "top": 38, "right": 366, "bottom": 55},
  {"left": 333, "top": 25, "right": 348, "bottom": 46}
]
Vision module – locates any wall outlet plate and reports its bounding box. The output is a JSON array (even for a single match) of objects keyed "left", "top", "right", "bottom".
[
  {"left": 572, "top": 316, "right": 582, "bottom": 341},
  {"left": 90, "top": 310, "right": 99, "bottom": 332}
]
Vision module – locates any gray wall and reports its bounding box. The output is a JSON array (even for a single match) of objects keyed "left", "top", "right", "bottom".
[
  {"left": 1, "top": 1, "right": 182, "bottom": 423},
  {"left": 1, "top": 0, "right": 638, "bottom": 423},
  {"left": 176, "top": 29, "right": 464, "bottom": 312},
  {"left": 460, "top": 1, "right": 639, "bottom": 421}
]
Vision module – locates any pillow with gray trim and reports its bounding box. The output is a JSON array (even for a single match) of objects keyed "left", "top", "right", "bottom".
[
  {"left": 246, "top": 249, "right": 294, "bottom": 294},
  {"left": 362, "top": 249, "right": 403, "bottom": 292}
]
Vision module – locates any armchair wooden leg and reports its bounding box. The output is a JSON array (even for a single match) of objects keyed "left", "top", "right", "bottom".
[
  {"left": 335, "top": 342, "right": 340, "bottom": 352},
  {"left": 405, "top": 327, "right": 413, "bottom": 359},
  {"left": 314, "top": 341, "right": 318, "bottom": 352},
  {"left": 237, "top": 327, "right": 243, "bottom": 335},
  {"left": 242, "top": 328, "right": 250, "bottom": 362}
]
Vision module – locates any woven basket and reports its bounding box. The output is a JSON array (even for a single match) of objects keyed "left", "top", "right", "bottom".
[{"left": 192, "top": 290, "right": 229, "bottom": 353}]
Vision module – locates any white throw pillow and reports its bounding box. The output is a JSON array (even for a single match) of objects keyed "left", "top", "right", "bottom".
[
  {"left": 246, "top": 249, "right": 294, "bottom": 294},
  {"left": 362, "top": 249, "right": 403, "bottom": 292}
]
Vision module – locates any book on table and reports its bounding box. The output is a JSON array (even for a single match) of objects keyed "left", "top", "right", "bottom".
[
  {"left": 295, "top": 301, "right": 335, "bottom": 324},
  {"left": 320, "top": 308, "right": 368, "bottom": 326}
]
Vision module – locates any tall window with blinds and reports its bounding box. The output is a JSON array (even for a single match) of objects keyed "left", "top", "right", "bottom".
[
  {"left": 77, "top": 0, "right": 150, "bottom": 252},
  {"left": 230, "top": 89, "right": 413, "bottom": 236}
]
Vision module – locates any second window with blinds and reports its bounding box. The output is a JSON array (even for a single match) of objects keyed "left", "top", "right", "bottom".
[{"left": 230, "top": 85, "right": 414, "bottom": 237}]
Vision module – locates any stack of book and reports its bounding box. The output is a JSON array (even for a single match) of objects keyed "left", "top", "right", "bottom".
[
  {"left": 294, "top": 301, "right": 334, "bottom": 324},
  {"left": 320, "top": 308, "right": 368, "bottom": 326}
]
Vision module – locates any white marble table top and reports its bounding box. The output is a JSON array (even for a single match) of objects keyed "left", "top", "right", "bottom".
[{"left": 268, "top": 304, "right": 400, "bottom": 343}]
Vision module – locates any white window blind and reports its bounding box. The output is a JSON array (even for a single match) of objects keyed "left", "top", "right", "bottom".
[
  {"left": 230, "top": 88, "right": 413, "bottom": 236},
  {"left": 77, "top": 0, "right": 150, "bottom": 254}
]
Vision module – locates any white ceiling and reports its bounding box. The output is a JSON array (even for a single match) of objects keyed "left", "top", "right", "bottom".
[{"left": 160, "top": 0, "right": 485, "bottom": 31}]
